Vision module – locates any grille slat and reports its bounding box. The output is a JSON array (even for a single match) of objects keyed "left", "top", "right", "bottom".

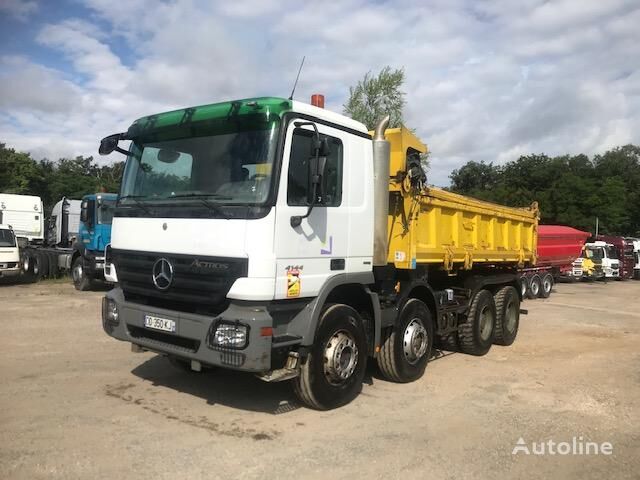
[{"left": 113, "top": 249, "right": 247, "bottom": 314}]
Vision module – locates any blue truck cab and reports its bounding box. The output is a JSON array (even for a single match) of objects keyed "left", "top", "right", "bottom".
[{"left": 72, "top": 193, "right": 117, "bottom": 290}]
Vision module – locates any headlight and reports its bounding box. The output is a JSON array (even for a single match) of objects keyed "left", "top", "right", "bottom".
[
  {"left": 102, "top": 297, "right": 119, "bottom": 325},
  {"left": 209, "top": 322, "right": 248, "bottom": 349}
]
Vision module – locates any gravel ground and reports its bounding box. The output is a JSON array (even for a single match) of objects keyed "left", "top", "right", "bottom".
[{"left": 1, "top": 279, "right": 639, "bottom": 479}]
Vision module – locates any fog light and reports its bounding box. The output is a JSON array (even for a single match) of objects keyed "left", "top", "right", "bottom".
[
  {"left": 102, "top": 297, "right": 119, "bottom": 325},
  {"left": 210, "top": 322, "right": 248, "bottom": 349}
]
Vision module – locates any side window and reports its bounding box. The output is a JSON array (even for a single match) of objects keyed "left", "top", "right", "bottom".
[{"left": 287, "top": 128, "right": 343, "bottom": 207}]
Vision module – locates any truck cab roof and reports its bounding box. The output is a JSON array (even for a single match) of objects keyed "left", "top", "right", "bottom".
[{"left": 126, "top": 97, "right": 369, "bottom": 139}]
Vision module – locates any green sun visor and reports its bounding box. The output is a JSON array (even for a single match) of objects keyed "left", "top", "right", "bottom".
[{"left": 126, "top": 97, "right": 292, "bottom": 142}]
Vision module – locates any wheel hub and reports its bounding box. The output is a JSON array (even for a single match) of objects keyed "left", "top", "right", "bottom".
[
  {"left": 403, "top": 318, "right": 428, "bottom": 364},
  {"left": 323, "top": 330, "right": 358, "bottom": 385}
]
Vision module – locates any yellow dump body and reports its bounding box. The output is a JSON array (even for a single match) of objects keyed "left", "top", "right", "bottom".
[{"left": 382, "top": 127, "right": 539, "bottom": 272}]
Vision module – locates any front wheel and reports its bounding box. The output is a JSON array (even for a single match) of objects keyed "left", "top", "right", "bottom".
[
  {"left": 293, "top": 304, "right": 367, "bottom": 410},
  {"left": 72, "top": 256, "right": 92, "bottom": 291},
  {"left": 378, "top": 298, "right": 434, "bottom": 383}
]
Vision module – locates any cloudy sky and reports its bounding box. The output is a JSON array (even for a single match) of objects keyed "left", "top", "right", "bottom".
[{"left": 0, "top": 0, "right": 638, "bottom": 185}]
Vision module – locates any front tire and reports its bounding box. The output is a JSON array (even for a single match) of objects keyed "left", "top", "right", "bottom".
[
  {"left": 458, "top": 289, "right": 496, "bottom": 356},
  {"left": 293, "top": 304, "right": 367, "bottom": 410},
  {"left": 72, "top": 256, "right": 91, "bottom": 291},
  {"left": 378, "top": 298, "right": 434, "bottom": 383}
]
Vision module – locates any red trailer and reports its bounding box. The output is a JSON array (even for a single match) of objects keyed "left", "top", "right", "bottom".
[
  {"left": 520, "top": 225, "right": 590, "bottom": 299},
  {"left": 596, "top": 235, "right": 635, "bottom": 280}
]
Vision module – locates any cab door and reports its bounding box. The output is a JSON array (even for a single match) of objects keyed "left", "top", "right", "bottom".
[{"left": 273, "top": 120, "right": 351, "bottom": 300}]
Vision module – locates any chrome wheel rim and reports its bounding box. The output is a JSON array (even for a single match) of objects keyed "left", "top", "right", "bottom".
[
  {"left": 403, "top": 318, "right": 428, "bottom": 364},
  {"left": 520, "top": 278, "right": 527, "bottom": 297},
  {"left": 323, "top": 330, "right": 358, "bottom": 385},
  {"left": 531, "top": 280, "right": 539, "bottom": 296},
  {"left": 479, "top": 305, "right": 493, "bottom": 341},
  {"left": 543, "top": 277, "right": 552, "bottom": 293},
  {"left": 73, "top": 264, "right": 82, "bottom": 283}
]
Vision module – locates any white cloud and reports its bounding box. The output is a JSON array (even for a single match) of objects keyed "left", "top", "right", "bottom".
[{"left": 0, "top": 0, "right": 639, "bottom": 185}]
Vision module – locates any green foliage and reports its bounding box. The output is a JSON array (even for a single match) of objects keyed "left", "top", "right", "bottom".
[
  {"left": 0, "top": 143, "right": 124, "bottom": 213},
  {"left": 343, "top": 66, "right": 406, "bottom": 129},
  {"left": 449, "top": 146, "right": 640, "bottom": 236}
]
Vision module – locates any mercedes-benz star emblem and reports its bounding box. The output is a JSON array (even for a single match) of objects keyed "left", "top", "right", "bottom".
[{"left": 152, "top": 258, "right": 174, "bottom": 291}]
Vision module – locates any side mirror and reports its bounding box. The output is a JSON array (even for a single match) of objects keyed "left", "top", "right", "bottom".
[
  {"left": 290, "top": 123, "right": 329, "bottom": 228},
  {"left": 80, "top": 200, "right": 92, "bottom": 226},
  {"left": 99, "top": 133, "right": 129, "bottom": 156},
  {"left": 307, "top": 153, "right": 327, "bottom": 204}
]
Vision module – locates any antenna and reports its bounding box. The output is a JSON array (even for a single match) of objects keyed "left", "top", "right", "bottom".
[{"left": 288, "top": 56, "right": 306, "bottom": 100}]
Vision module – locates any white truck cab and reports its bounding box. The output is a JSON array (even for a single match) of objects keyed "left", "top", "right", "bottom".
[
  {"left": 585, "top": 241, "right": 620, "bottom": 279},
  {"left": 630, "top": 238, "right": 640, "bottom": 279},
  {"left": 0, "top": 224, "right": 21, "bottom": 278}
]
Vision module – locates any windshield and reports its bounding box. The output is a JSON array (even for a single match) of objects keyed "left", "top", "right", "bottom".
[
  {"left": 586, "top": 247, "right": 603, "bottom": 260},
  {"left": 0, "top": 229, "right": 16, "bottom": 247},
  {"left": 119, "top": 120, "right": 279, "bottom": 207},
  {"left": 97, "top": 199, "right": 116, "bottom": 225}
]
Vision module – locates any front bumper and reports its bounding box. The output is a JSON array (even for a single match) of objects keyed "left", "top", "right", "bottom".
[
  {"left": 0, "top": 264, "right": 21, "bottom": 277},
  {"left": 102, "top": 288, "right": 274, "bottom": 372}
]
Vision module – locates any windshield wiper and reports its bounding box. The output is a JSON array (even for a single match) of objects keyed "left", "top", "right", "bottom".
[
  {"left": 169, "top": 193, "right": 233, "bottom": 218},
  {"left": 118, "top": 195, "right": 154, "bottom": 216}
]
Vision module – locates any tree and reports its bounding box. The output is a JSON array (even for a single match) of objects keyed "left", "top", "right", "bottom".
[
  {"left": 448, "top": 146, "right": 640, "bottom": 236},
  {"left": 343, "top": 66, "right": 406, "bottom": 129}
]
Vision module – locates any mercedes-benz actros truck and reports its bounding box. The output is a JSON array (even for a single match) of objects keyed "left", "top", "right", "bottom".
[{"left": 100, "top": 96, "right": 538, "bottom": 409}]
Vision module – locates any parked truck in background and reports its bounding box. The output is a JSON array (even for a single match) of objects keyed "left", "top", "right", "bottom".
[
  {"left": 630, "top": 239, "right": 640, "bottom": 279},
  {"left": 596, "top": 235, "right": 635, "bottom": 280},
  {"left": 519, "top": 225, "right": 589, "bottom": 299},
  {"left": 584, "top": 241, "right": 619, "bottom": 279},
  {"left": 0, "top": 224, "right": 21, "bottom": 278},
  {"left": 71, "top": 193, "right": 117, "bottom": 290},
  {"left": 99, "top": 96, "right": 539, "bottom": 409},
  {"left": 572, "top": 245, "right": 604, "bottom": 280},
  {"left": 0, "top": 192, "right": 86, "bottom": 281}
]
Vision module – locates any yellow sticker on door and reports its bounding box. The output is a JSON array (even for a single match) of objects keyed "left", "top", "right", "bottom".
[{"left": 286, "top": 267, "right": 301, "bottom": 298}]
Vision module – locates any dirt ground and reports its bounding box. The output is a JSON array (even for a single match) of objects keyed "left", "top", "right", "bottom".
[{"left": 1, "top": 278, "right": 639, "bottom": 480}]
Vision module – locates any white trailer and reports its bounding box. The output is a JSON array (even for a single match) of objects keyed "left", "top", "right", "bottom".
[{"left": 0, "top": 194, "right": 44, "bottom": 244}]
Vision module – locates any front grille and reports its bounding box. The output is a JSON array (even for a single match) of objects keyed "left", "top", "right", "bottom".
[
  {"left": 113, "top": 249, "right": 247, "bottom": 314},
  {"left": 128, "top": 325, "right": 200, "bottom": 353}
]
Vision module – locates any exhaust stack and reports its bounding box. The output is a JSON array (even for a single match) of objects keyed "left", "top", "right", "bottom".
[{"left": 372, "top": 115, "right": 391, "bottom": 266}]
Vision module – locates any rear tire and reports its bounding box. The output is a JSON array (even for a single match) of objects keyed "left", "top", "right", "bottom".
[
  {"left": 72, "top": 256, "right": 92, "bottom": 291},
  {"left": 527, "top": 274, "right": 541, "bottom": 299},
  {"left": 378, "top": 298, "right": 434, "bottom": 383},
  {"left": 493, "top": 286, "right": 520, "bottom": 346},
  {"left": 519, "top": 275, "right": 528, "bottom": 298},
  {"left": 293, "top": 304, "right": 367, "bottom": 410},
  {"left": 539, "top": 273, "right": 553, "bottom": 298},
  {"left": 458, "top": 290, "right": 496, "bottom": 356}
]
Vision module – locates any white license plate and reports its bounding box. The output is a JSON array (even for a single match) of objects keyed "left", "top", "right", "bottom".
[{"left": 144, "top": 315, "right": 176, "bottom": 333}]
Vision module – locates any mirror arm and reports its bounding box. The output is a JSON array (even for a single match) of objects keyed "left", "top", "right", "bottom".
[{"left": 290, "top": 184, "right": 317, "bottom": 228}]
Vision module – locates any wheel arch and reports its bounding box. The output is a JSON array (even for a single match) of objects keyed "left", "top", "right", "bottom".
[{"left": 295, "top": 273, "right": 381, "bottom": 356}]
